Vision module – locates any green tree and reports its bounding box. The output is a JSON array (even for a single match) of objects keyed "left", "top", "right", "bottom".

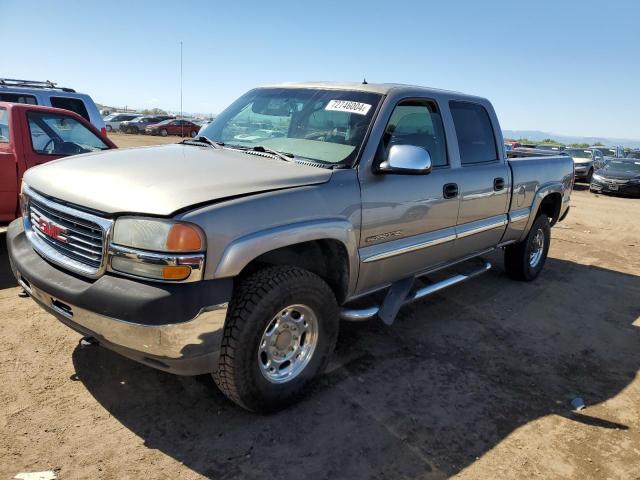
[{"left": 141, "top": 108, "right": 167, "bottom": 115}]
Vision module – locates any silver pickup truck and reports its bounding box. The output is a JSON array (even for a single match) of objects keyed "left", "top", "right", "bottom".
[{"left": 8, "top": 82, "right": 573, "bottom": 412}]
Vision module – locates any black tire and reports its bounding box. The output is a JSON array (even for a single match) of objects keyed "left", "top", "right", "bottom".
[
  {"left": 586, "top": 168, "right": 594, "bottom": 183},
  {"left": 160, "top": 128, "right": 168, "bottom": 137},
  {"left": 128, "top": 127, "right": 137, "bottom": 134},
  {"left": 504, "top": 214, "right": 551, "bottom": 281},
  {"left": 190, "top": 130, "right": 198, "bottom": 138},
  {"left": 106, "top": 125, "right": 112, "bottom": 132},
  {"left": 212, "top": 266, "right": 339, "bottom": 412}
]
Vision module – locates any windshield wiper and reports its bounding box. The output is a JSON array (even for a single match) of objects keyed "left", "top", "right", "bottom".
[
  {"left": 181, "top": 135, "right": 224, "bottom": 148},
  {"left": 241, "top": 145, "right": 295, "bottom": 163}
]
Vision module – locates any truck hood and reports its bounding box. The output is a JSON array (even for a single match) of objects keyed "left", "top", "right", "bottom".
[{"left": 24, "top": 144, "right": 333, "bottom": 216}]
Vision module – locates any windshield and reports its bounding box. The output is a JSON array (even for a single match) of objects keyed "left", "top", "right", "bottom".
[
  {"left": 536, "top": 144, "right": 563, "bottom": 151},
  {"left": 200, "top": 88, "right": 382, "bottom": 166},
  {"left": 626, "top": 151, "right": 640, "bottom": 159},
  {"left": 565, "top": 149, "right": 591, "bottom": 159},
  {"left": 604, "top": 160, "right": 640, "bottom": 174}
]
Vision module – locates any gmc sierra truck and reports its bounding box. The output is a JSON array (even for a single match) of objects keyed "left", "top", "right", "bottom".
[{"left": 7, "top": 82, "right": 573, "bottom": 412}]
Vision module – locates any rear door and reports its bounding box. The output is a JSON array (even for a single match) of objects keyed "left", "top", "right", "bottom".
[
  {"left": 448, "top": 101, "right": 510, "bottom": 257},
  {"left": 357, "top": 98, "right": 460, "bottom": 294},
  {"left": 169, "top": 120, "right": 181, "bottom": 135},
  {"left": 0, "top": 106, "right": 18, "bottom": 220}
]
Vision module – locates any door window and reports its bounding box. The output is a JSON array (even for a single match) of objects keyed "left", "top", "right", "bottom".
[
  {"left": 0, "top": 108, "right": 8, "bottom": 143},
  {"left": 449, "top": 101, "right": 498, "bottom": 165},
  {"left": 50, "top": 97, "right": 91, "bottom": 122},
  {"left": 27, "top": 111, "right": 108, "bottom": 155},
  {"left": 0, "top": 93, "right": 37, "bottom": 104},
  {"left": 382, "top": 101, "right": 448, "bottom": 167}
]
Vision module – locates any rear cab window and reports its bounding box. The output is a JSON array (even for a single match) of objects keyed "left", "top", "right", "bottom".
[
  {"left": 27, "top": 111, "right": 108, "bottom": 155},
  {"left": 449, "top": 101, "right": 499, "bottom": 165},
  {"left": 0, "top": 93, "right": 37, "bottom": 104},
  {"left": 50, "top": 97, "right": 90, "bottom": 122},
  {"left": 0, "top": 107, "right": 9, "bottom": 143}
]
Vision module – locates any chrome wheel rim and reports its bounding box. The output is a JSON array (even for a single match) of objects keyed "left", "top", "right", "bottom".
[
  {"left": 258, "top": 304, "right": 319, "bottom": 384},
  {"left": 529, "top": 228, "right": 545, "bottom": 267}
]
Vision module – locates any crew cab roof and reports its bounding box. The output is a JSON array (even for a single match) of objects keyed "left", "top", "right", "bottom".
[{"left": 259, "top": 81, "right": 487, "bottom": 102}]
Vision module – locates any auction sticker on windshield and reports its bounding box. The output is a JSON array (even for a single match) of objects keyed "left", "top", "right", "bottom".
[{"left": 325, "top": 100, "right": 372, "bottom": 115}]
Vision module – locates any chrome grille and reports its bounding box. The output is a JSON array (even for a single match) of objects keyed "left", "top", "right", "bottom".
[
  {"left": 23, "top": 187, "right": 112, "bottom": 278},
  {"left": 29, "top": 199, "right": 103, "bottom": 268}
]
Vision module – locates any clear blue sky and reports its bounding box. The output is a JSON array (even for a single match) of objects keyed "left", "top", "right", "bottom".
[{"left": 1, "top": 0, "right": 639, "bottom": 139}]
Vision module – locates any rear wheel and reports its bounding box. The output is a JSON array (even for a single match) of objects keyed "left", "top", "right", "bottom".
[
  {"left": 212, "top": 266, "right": 339, "bottom": 412},
  {"left": 504, "top": 214, "right": 550, "bottom": 281}
]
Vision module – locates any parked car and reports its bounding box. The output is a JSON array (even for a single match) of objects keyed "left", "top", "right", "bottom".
[
  {"left": 119, "top": 116, "right": 167, "bottom": 134},
  {"left": 564, "top": 148, "right": 600, "bottom": 182},
  {"left": 0, "top": 78, "right": 106, "bottom": 137},
  {"left": 104, "top": 113, "right": 142, "bottom": 132},
  {"left": 146, "top": 119, "right": 200, "bottom": 137},
  {"left": 589, "top": 145, "right": 625, "bottom": 159},
  {"left": 503, "top": 140, "right": 521, "bottom": 152},
  {"left": 507, "top": 147, "right": 565, "bottom": 158},
  {"left": 626, "top": 150, "right": 640, "bottom": 160},
  {"left": 7, "top": 82, "right": 573, "bottom": 412},
  {"left": 535, "top": 144, "right": 566, "bottom": 152},
  {"left": 590, "top": 159, "right": 640, "bottom": 197},
  {"left": 0, "top": 101, "right": 116, "bottom": 221}
]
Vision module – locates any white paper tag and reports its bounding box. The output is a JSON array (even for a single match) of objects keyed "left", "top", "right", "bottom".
[{"left": 325, "top": 100, "right": 372, "bottom": 116}]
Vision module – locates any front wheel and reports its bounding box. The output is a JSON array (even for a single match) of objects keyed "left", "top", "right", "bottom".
[
  {"left": 586, "top": 168, "right": 594, "bottom": 183},
  {"left": 190, "top": 130, "right": 198, "bottom": 138},
  {"left": 212, "top": 266, "right": 339, "bottom": 412},
  {"left": 106, "top": 125, "right": 112, "bottom": 132},
  {"left": 504, "top": 214, "right": 551, "bottom": 281},
  {"left": 160, "top": 128, "right": 168, "bottom": 137}
]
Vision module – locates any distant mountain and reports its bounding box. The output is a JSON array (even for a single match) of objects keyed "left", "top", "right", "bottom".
[{"left": 503, "top": 130, "right": 640, "bottom": 149}]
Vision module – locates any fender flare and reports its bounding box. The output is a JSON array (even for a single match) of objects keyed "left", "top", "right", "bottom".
[
  {"left": 519, "top": 182, "right": 564, "bottom": 242},
  {"left": 214, "top": 218, "right": 359, "bottom": 296}
]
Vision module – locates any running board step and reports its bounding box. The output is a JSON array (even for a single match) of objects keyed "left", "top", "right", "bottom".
[{"left": 340, "top": 260, "right": 492, "bottom": 324}]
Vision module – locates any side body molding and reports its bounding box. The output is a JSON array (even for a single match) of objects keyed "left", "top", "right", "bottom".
[{"left": 214, "top": 218, "right": 360, "bottom": 295}]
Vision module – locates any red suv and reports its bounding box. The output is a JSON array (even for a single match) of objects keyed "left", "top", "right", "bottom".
[{"left": 145, "top": 119, "right": 200, "bottom": 137}]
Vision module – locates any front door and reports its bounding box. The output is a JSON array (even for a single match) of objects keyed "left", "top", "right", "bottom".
[
  {"left": 357, "top": 99, "right": 460, "bottom": 295},
  {"left": 21, "top": 109, "right": 110, "bottom": 171},
  {"left": 0, "top": 107, "right": 17, "bottom": 220}
]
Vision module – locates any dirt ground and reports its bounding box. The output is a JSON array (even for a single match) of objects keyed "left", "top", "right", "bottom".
[{"left": 1, "top": 135, "right": 639, "bottom": 479}]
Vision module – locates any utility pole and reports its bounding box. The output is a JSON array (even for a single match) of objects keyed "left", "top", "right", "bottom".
[{"left": 180, "top": 41, "right": 183, "bottom": 137}]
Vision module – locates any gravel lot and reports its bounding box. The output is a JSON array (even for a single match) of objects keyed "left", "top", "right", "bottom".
[{"left": 1, "top": 134, "right": 639, "bottom": 479}]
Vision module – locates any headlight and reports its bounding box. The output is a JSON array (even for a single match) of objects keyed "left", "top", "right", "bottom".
[
  {"left": 110, "top": 217, "right": 205, "bottom": 282},
  {"left": 113, "top": 217, "right": 204, "bottom": 252},
  {"left": 591, "top": 173, "right": 603, "bottom": 182}
]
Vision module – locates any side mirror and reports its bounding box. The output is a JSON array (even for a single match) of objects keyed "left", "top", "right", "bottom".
[{"left": 378, "top": 144, "right": 432, "bottom": 175}]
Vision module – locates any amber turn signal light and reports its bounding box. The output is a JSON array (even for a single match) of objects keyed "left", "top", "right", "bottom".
[
  {"left": 166, "top": 224, "right": 204, "bottom": 251},
  {"left": 162, "top": 265, "right": 192, "bottom": 280}
]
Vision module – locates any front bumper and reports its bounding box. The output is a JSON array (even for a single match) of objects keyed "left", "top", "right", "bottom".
[
  {"left": 574, "top": 165, "right": 592, "bottom": 181},
  {"left": 590, "top": 178, "right": 640, "bottom": 197},
  {"left": 7, "top": 219, "right": 232, "bottom": 375}
]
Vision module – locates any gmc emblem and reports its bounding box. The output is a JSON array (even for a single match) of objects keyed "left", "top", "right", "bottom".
[{"left": 37, "top": 217, "right": 68, "bottom": 243}]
